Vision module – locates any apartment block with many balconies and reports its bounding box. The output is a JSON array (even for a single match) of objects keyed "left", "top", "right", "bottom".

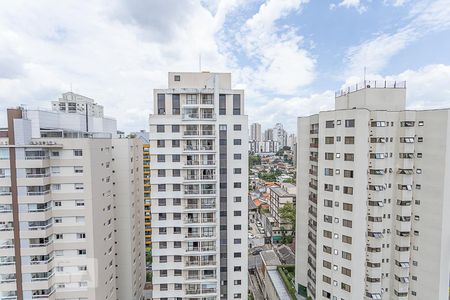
[
  {"left": 0, "top": 95, "right": 145, "bottom": 300},
  {"left": 295, "top": 81, "right": 450, "bottom": 300},
  {"left": 149, "top": 72, "right": 248, "bottom": 300}
]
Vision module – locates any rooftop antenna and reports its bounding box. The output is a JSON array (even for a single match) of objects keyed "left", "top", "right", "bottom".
[
  {"left": 70, "top": 83, "right": 73, "bottom": 94},
  {"left": 199, "top": 54, "right": 202, "bottom": 72},
  {"left": 363, "top": 66, "right": 367, "bottom": 83}
]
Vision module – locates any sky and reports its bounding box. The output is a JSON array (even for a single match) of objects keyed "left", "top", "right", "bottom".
[{"left": 0, "top": 0, "right": 450, "bottom": 134}]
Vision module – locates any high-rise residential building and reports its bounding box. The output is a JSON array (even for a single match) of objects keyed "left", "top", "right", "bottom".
[
  {"left": 295, "top": 81, "right": 450, "bottom": 300},
  {"left": 250, "top": 123, "right": 262, "bottom": 142},
  {"left": 149, "top": 72, "right": 249, "bottom": 300},
  {"left": 132, "top": 131, "right": 152, "bottom": 248},
  {"left": 273, "top": 123, "right": 288, "bottom": 148},
  {"left": 264, "top": 128, "right": 273, "bottom": 141},
  {"left": 0, "top": 95, "right": 145, "bottom": 300}
]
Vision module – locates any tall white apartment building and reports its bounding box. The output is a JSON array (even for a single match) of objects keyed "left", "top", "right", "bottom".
[
  {"left": 273, "top": 123, "right": 287, "bottom": 148},
  {"left": 149, "top": 72, "right": 248, "bottom": 300},
  {"left": 250, "top": 123, "right": 262, "bottom": 142},
  {"left": 295, "top": 81, "right": 450, "bottom": 300},
  {"left": 0, "top": 95, "right": 145, "bottom": 300}
]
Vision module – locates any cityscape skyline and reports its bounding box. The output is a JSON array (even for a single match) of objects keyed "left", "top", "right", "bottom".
[{"left": 1, "top": 0, "right": 450, "bottom": 133}]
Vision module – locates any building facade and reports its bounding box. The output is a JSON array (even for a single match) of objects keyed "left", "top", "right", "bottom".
[
  {"left": 149, "top": 72, "right": 249, "bottom": 300},
  {"left": 0, "top": 96, "right": 145, "bottom": 300},
  {"left": 295, "top": 81, "right": 450, "bottom": 299}
]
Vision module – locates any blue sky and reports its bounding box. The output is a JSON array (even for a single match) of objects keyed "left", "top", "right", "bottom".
[{"left": 0, "top": 0, "right": 449, "bottom": 133}]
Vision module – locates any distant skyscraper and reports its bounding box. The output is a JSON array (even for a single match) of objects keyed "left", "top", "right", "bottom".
[
  {"left": 250, "top": 122, "right": 262, "bottom": 141},
  {"left": 296, "top": 81, "right": 450, "bottom": 300},
  {"left": 273, "top": 123, "right": 288, "bottom": 147},
  {"left": 149, "top": 72, "right": 248, "bottom": 300},
  {"left": 264, "top": 128, "right": 273, "bottom": 141},
  {"left": 0, "top": 94, "right": 145, "bottom": 300}
]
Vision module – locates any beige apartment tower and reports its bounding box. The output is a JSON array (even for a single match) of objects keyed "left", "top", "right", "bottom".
[
  {"left": 0, "top": 95, "right": 145, "bottom": 299},
  {"left": 295, "top": 81, "right": 450, "bottom": 300}
]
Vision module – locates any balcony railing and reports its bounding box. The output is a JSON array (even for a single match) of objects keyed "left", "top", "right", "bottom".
[
  {"left": 25, "top": 156, "right": 49, "bottom": 160},
  {"left": 185, "top": 160, "right": 215, "bottom": 166},
  {"left": 186, "top": 246, "right": 216, "bottom": 252},
  {"left": 27, "top": 190, "right": 50, "bottom": 196},
  {"left": 185, "top": 260, "right": 216, "bottom": 267},
  {"left": 184, "top": 218, "right": 216, "bottom": 224},
  {"left": 184, "top": 175, "right": 216, "bottom": 181},
  {"left": 184, "top": 189, "right": 216, "bottom": 195}
]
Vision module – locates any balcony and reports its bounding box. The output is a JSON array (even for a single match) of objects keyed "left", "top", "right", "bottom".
[
  {"left": 184, "top": 189, "right": 216, "bottom": 196},
  {"left": 185, "top": 233, "right": 216, "bottom": 239},
  {"left": 185, "top": 160, "right": 215, "bottom": 166},
  {"left": 186, "top": 246, "right": 216, "bottom": 252},
  {"left": 309, "top": 143, "right": 318, "bottom": 148},
  {"left": 184, "top": 174, "right": 216, "bottom": 181},
  {"left": 309, "top": 156, "right": 318, "bottom": 162},
  {"left": 187, "top": 218, "right": 215, "bottom": 224},
  {"left": 185, "top": 260, "right": 216, "bottom": 267}
]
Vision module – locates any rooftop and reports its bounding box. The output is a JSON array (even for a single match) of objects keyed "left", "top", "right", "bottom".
[
  {"left": 260, "top": 250, "right": 281, "bottom": 266},
  {"left": 335, "top": 80, "right": 406, "bottom": 97}
]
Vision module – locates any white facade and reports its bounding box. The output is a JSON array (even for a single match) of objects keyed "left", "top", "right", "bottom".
[
  {"left": 250, "top": 123, "right": 262, "bottom": 142},
  {"left": 0, "top": 104, "right": 144, "bottom": 299},
  {"left": 273, "top": 123, "right": 287, "bottom": 148},
  {"left": 149, "top": 72, "right": 248, "bottom": 300},
  {"left": 295, "top": 81, "right": 450, "bottom": 300},
  {"left": 249, "top": 140, "right": 281, "bottom": 154},
  {"left": 52, "top": 92, "right": 104, "bottom": 117}
]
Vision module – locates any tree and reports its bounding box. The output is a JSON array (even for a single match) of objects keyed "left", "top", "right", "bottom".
[
  {"left": 249, "top": 154, "right": 261, "bottom": 168},
  {"left": 279, "top": 202, "right": 296, "bottom": 234}
]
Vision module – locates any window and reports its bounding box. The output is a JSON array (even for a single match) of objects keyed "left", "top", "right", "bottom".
[
  {"left": 323, "top": 260, "right": 331, "bottom": 269},
  {"left": 324, "top": 168, "right": 333, "bottom": 176},
  {"left": 344, "top": 153, "right": 354, "bottom": 161},
  {"left": 56, "top": 233, "right": 63, "bottom": 240},
  {"left": 325, "top": 152, "right": 334, "bottom": 160},
  {"left": 325, "top": 136, "right": 334, "bottom": 144},
  {"left": 173, "top": 184, "right": 181, "bottom": 191},
  {"left": 74, "top": 166, "right": 83, "bottom": 173},
  {"left": 172, "top": 140, "right": 180, "bottom": 148},
  {"left": 324, "top": 184, "right": 333, "bottom": 192},
  {"left": 234, "top": 168, "right": 241, "bottom": 174},
  {"left": 233, "top": 94, "right": 241, "bottom": 115},
  {"left": 51, "top": 151, "right": 59, "bottom": 157},
  {"left": 76, "top": 200, "right": 84, "bottom": 207},
  {"left": 174, "top": 241, "right": 181, "bottom": 248},
  {"left": 54, "top": 201, "right": 62, "bottom": 207},
  {"left": 233, "top": 124, "right": 242, "bottom": 131},
  {"left": 324, "top": 215, "right": 332, "bottom": 223},
  {"left": 219, "top": 94, "right": 226, "bottom": 115},
  {"left": 172, "top": 169, "right": 180, "bottom": 177},
  {"left": 233, "top": 139, "right": 242, "bottom": 145},
  {"left": 341, "top": 283, "right": 351, "bottom": 292},
  {"left": 158, "top": 199, "right": 166, "bottom": 206},
  {"left": 159, "top": 228, "right": 167, "bottom": 235},
  {"left": 75, "top": 183, "right": 84, "bottom": 190},
  {"left": 418, "top": 121, "right": 424, "bottom": 126},
  {"left": 344, "top": 136, "right": 355, "bottom": 144},
  {"left": 343, "top": 170, "right": 353, "bottom": 178},
  {"left": 156, "top": 125, "right": 165, "bottom": 132},
  {"left": 341, "top": 267, "right": 351, "bottom": 277},
  {"left": 174, "top": 75, "right": 180, "bottom": 81},
  {"left": 234, "top": 182, "right": 241, "bottom": 188},
  {"left": 172, "top": 154, "right": 180, "bottom": 162},
  {"left": 159, "top": 242, "right": 167, "bottom": 249},
  {"left": 77, "top": 233, "right": 86, "bottom": 239},
  {"left": 157, "top": 94, "right": 165, "bottom": 115},
  {"left": 323, "top": 230, "right": 332, "bottom": 238},
  {"left": 342, "top": 251, "right": 352, "bottom": 260},
  {"left": 172, "top": 125, "right": 180, "bottom": 132},
  {"left": 74, "top": 150, "right": 83, "bottom": 156},
  {"left": 345, "top": 119, "right": 355, "bottom": 127},
  {"left": 78, "top": 249, "right": 86, "bottom": 255},
  {"left": 233, "top": 293, "right": 242, "bottom": 299},
  {"left": 324, "top": 199, "right": 333, "bottom": 207},
  {"left": 157, "top": 155, "right": 165, "bottom": 162},
  {"left": 343, "top": 186, "right": 353, "bottom": 195},
  {"left": 234, "top": 154, "right": 242, "bottom": 160},
  {"left": 234, "top": 225, "right": 242, "bottom": 230},
  {"left": 234, "top": 211, "right": 241, "bottom": 216},
  {"left": 157, "top": 140, "right": 165, "bottom": 148},
  {"left": 172, "top": 94, "right": 180, "bottom": 115},
  {"left": 173, "top": 198, "right": 181, "bottom": 206},
  {"left": 325, "top": 120, "right": 334, "bottom": 128},
  {"left": 174, "top": 269, "right": 182, "bottom": 276},
  {"left": 343, "top": 219, "right": 352, "bottom": 228},
  {"left": 158, "top": 170, "right": 166, "bottom": 177},
  {"left": 342, "top": 235, "right": 352, "bottom": 244},
  {"left": 51, "top": 166, "right": 60, "bottom": 174},
  {"left": 158, "top": 184, "right": 166, "bottom": 192},
  {"left": 343, "top": 203, "right": 353, "bottom": 211},
  {"left": 234, "top": 238, "right": 241, "bottom": 244}
]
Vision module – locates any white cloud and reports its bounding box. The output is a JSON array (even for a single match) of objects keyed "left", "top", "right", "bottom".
[
  {"left": 330, "top": 0, "right": 367, "bottom": 13},
  {"left": 234, "top": 0, "right": 315, "bottom": 95},
  {"left": 344, "top": 0, "right": 450, "bottom": 77},
  {"left": 383, "top": 0, "right": 408, "bottom": 6},
  {"left": 0, "top": 0, "right": 230, "bottom": 130}
]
